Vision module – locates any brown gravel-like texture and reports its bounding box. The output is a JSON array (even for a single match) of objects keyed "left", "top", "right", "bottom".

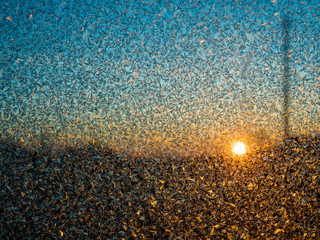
[{"left": 1, "top": 136, "right": 319, "bottom": 239}]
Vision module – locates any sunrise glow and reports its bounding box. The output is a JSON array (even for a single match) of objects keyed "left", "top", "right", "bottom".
[{"left": 232, "top": 141, "right": 247, "bottom": 155}]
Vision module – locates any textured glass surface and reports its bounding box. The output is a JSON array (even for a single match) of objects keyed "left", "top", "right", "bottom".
[{"left": 1, "top": 0, "right": 319, "bottom": 157}]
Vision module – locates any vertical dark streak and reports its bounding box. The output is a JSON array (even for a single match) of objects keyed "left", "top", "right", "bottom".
[{"left": 282, "top": 8, "right": 291, "bottom": 142}]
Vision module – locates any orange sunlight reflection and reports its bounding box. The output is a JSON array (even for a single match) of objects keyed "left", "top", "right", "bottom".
[{"left": 232, "top": 141, "right": 247, "bottom": 155}]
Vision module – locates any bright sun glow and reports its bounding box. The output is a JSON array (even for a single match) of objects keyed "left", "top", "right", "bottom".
[{"left": 232, "top": 141, "right": 247, "bottom": 155}]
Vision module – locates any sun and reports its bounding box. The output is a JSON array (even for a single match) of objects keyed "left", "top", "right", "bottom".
[{"left": 232, "top": 141, "right": 247, "bottom": 155}]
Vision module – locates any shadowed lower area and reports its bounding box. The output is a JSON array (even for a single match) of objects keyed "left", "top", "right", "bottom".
[{"left": 1, "top": 135, "right": 319, "bottom": 239}]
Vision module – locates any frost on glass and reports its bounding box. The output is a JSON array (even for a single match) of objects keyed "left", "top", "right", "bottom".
[{"left": 0, "top": 0, "right": 319, "bottom": 158}]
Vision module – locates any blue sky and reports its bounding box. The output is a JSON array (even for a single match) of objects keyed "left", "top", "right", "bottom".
[{"left": 0, "top": 0, "right": 319, "bottom": 155}]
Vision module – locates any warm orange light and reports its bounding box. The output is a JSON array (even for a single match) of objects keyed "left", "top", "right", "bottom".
[{"left": 232, "top": 141, "right": 246, "bottom": 155}]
